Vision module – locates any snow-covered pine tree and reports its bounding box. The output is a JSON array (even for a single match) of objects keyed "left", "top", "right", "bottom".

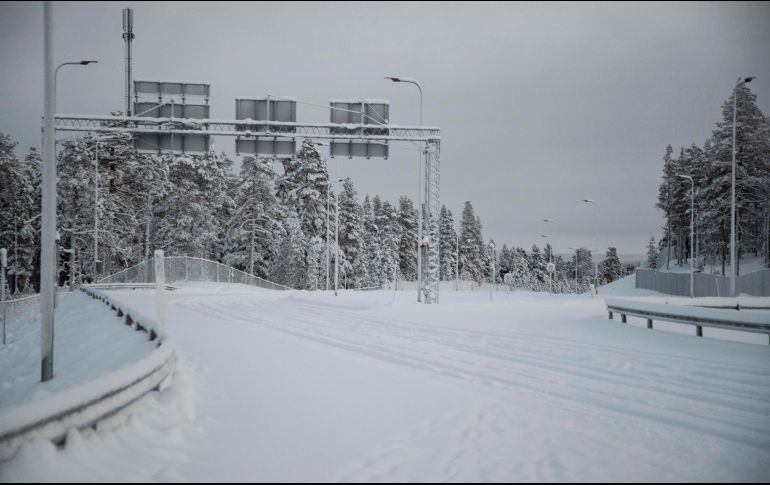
[
  {"left": 439, "top": 205, "right": 457, "bottom": 281},
  {"left": 377, "top": 199, "right": 401, "bottom": 284},
  {"left": 599, "top": 247, "right": 623, "bottom": 284},
  {"left": 529, "top": 244, "right": 547, "bottom": 289},
  {"left": 225, "top": 156, "right": 279, "bottom": 278},
  {"left": 361, "top": 195, "right": 382, "bottom": 287},
  {"left": 154, "top": 152, "right": 234, "bottom": 260},
  {"left": 656, "top": 145, "right": 676, "bottom": 270},
  {"left": 458, "top": 201, "right": 485, "bottom": 282},
  {"left": 0, "top": 136, "right": 40, "bottom": 293},
  {"left": 510, "top": 247, "right": 531, "bottom": 289},
  {"left": 397, "top": 196, "right": 418, "bottom": 280},
  {"left": 271, "top": 212, "right": 306, "bottom": 289},
  {"left": 646, "top": 237, "right": 658, "bottom": 269},
  {"left": 701, "top": 83, "right": 770, "bottom": 275},
  {"left": 338, "top": 178, "right": 366, "bottom": 288}
]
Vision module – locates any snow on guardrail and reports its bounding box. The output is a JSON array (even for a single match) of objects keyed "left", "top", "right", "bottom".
[
  {"left": 605, "top": 297, "right": 770, "bottom": 340},
  {"left": 0, "top": 286, "right": 177, "bottom": 462}
]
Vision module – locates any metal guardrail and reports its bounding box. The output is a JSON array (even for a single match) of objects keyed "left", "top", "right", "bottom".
[
  {"left": 605, "top": 297, "right": 770, "bottom": 344},
  {"left": 0, "top": 286, "right": 177, "bottom": 462}
]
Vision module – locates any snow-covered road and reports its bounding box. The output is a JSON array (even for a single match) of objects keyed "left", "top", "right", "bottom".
[{"left": 4, "top": 285, "right": 770, "bottom": 481}]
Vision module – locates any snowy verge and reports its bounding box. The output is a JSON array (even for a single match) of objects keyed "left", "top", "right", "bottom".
[{"left": 0, "top": 287, "right": 177, "bottom": 463}]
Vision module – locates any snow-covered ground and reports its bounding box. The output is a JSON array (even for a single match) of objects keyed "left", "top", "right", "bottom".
[
  {"left": 0, "top": 292, "right": 157, "bottom": 410},
  {"left": 656, "top": 255, "right": 768, "bottom": 275},
  {"left": 3, "top": 283, "right": 770, "bottom": 481}
]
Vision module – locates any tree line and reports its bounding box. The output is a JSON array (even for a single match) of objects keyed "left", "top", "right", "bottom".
[
  {"left": 651, "top": 83, "right": 770, "bottom": 274},
  {"left": 1, "top": 134, "right": 630, "bottom": 295}
]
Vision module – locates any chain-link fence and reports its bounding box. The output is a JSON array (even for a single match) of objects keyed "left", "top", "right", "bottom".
[
  {"left": 98, "top": 256, "right": 291, "bottom": 291},
  {"left": 636, "top": 268, "right": 770, "bottom": 297}
]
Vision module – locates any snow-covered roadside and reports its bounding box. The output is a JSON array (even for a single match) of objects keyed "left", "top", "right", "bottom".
[
  {"left": 0, "top": 292, "right": 157, "bottom": 410},
  {"left": 4, "top": 285, "right": 769, "bottom": 481},
  {"left": 0, "top": 359, "right": 202, "bottom": 482},
  {"left": 75, "top": 286, "right": 770, "bottom": 480}
]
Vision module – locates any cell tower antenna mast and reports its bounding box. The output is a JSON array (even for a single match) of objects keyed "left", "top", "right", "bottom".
[{"left": 122, "top": 8, "right": 134, "bottom": 116}]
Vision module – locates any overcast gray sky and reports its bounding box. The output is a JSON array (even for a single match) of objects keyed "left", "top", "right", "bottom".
[{"left": 1, "top": 1, "right": 769, "bottom": 258}]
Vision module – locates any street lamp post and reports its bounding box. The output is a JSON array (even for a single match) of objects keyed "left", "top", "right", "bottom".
[
  {"left": 335, "top": 162, "right": 341, "bottom": 296},
  {"left": 40, "top": 22, "right": 98, "bottom": 381},
  {"left": 677, "top": 174, "right": 695, "bottom": 298},
  {"left": 385, "top": 76, "right": 423, "bottom": 303},
  {"left": 730, "top": 76, "right": 755, "bottom": 297}
]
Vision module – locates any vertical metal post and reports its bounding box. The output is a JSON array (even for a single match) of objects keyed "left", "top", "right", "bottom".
[
  {"left": 122, "top": 8, "right": 134, "bottom": 117},
  {"left": 94, "top": 140, "right": 99, "bottom": 280},
  {"left": 334, "top": 159, "right": 339, "bottom": 296},
  {"left": 326, "top": 171, "right": 330, "bottom": 291},
  {"left": 41, "top": 2, "right": 56, "bottom": 381},
  {"left": 1, "top": 248, "right": 6, "bottom": 345},
  {"left": 690, "top": 180, "right": 694, "bottom": 297},
  {"left": 730, "top": 80, "right": 738, "bottom": 297},
  {"left": 154, "top": 250, "right": 165, "bottom": 338}
]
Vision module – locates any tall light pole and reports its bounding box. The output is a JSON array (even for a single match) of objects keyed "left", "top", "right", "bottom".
[
  {"left": 581, "top": 199, "right": 600, "bottom": 294},
  {"left": 334, "top": 160, "right": 341, "bottom": 296},
  {"left": 678, "top": 174, "right": 695, "bottom": 298},
  {"left": 41, "top": 0, "right": 97, "bottom": 381},
  {"left": 54, "top": 60, "right": 98, "bottom": 110},
  {"left": 730, "top": 76, "right": 755, "bottom": 297},
  {"left": 41, "top": 1, "right": 56, "bottom": 381},
  {"left": 385, "top": 76, "right": 423, "bottom": 303}
]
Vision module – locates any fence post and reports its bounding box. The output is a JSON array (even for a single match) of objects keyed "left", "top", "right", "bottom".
[
  {"left": 1, "top": 248, "right": 6, "bottom": 345},
  {"left": 154, "top": 250, "right": 166, "bottom": 339}
]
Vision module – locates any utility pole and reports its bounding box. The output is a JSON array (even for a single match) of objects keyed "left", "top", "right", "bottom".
[
  {"left": 1, "top": 248, "right": 6, "bottom": 345},
  {"left": 122, "top": 8, "right": 134, "bottom": 117},
  {"left": 41, "top": 1, "right": 56, "bottom": 382}
]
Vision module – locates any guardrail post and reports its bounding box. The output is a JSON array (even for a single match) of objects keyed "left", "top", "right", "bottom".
[
  {"left": 608, "top": 311, "right": 613, "bottom": 320},
  {"left": 621, "top": 314, "right": 627, "bottom": 323},
  {"left": 696, "top": 325, "right": 703, "bottom": 337},
  {"left": 647, "top": 318, "right": 653, "bottom": 329},
  {"left": 154, "top": 250, "right": 166, "bottom": 339}
]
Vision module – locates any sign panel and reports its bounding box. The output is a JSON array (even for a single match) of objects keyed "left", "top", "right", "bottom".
[
  {"left": 330, "top": 99, "right": 389, "bottom": 125},
  {"left": 236, "top": 137, "right": 296, "bottom": 158},
  {"left": 134, "top": 102, "right": 209, "bottom": 119},
  {"left": 330, "top": 140, "right": 388, "bottom": 159},
  {"left": 135, "top": 133, "right": 210, "bottom": 155},
  {"left": 134, "top": 80, "right": 210, "bottom": 102},
  {"left": 235, "top": 97, "right": 296, "bottom": 134}
]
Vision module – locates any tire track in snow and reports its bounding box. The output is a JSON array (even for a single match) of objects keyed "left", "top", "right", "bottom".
[{"left": 173, "top": 294, "right": 770, "bottom": 452}]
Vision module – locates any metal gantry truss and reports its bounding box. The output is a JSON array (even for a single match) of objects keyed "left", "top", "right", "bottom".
[
  {"left": 422, "top": 140, "right": 441, "bottom": 304},
  {"left": 53, "top": 114, "right": 440, "bottom": 142},
  {"left": 53, "top": 114, "right": 443, "bottom": 303}
]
